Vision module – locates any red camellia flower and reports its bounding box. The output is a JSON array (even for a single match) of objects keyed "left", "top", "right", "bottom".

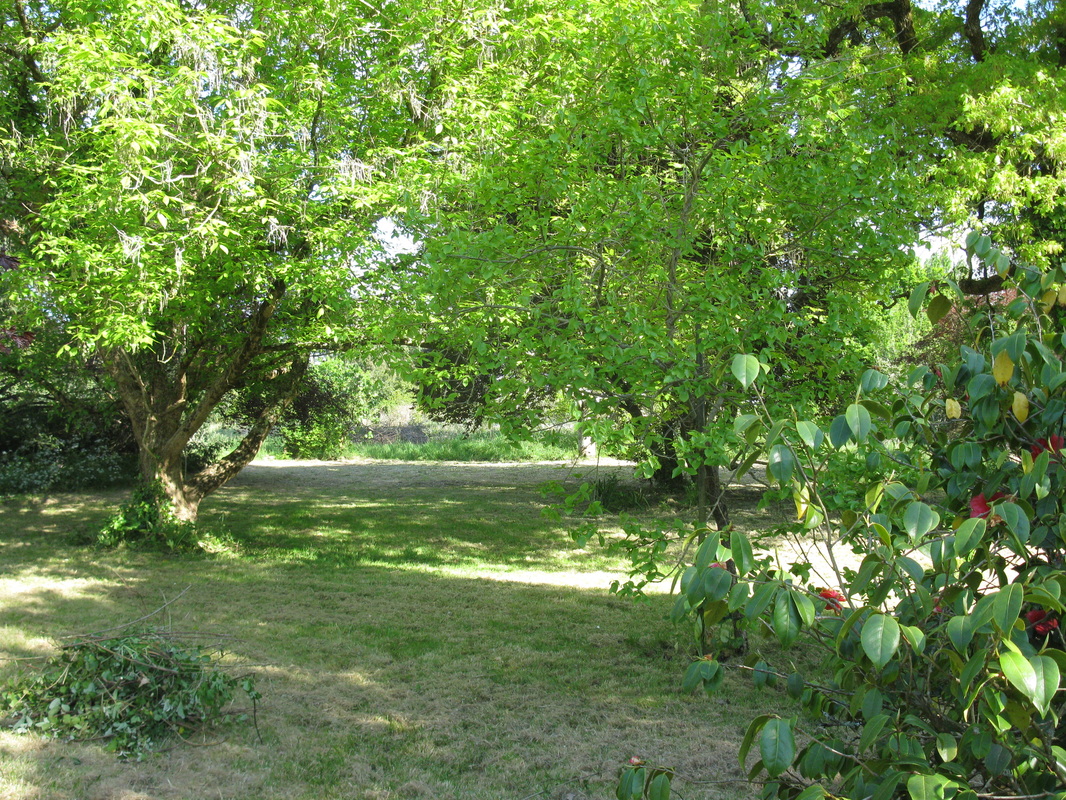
[
  {"left": 969, "top": 492, "right": 1005, "bottom": 519},
  {"left": 818, "top": 588, "right": 846, "bottom": 612},
  {"left": 1031, "top": 434, "right": 1066, "bottom": 459},
  {"left": 1025, "top": 609, "right": 1060, "bottom": 637}
]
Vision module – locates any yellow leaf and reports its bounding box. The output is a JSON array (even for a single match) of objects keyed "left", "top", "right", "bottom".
[
  {"left": 793, "top": 484, "right": 809, "bottom": 522},
  {"left": 1041, "top": 289, "right": 1057, "bottom": 313},
  {"left": 945, "top": 398, "right": 962, "bottom": 419},
  {"left": 1012, "top": 391, "right": 1029, "bottom": 422},
  {"left": 1058, "top": 286, "right": 1066, "bottom": 306},
  {"left": 993, "top": 351, "right": 1014, "bottom": 386}
]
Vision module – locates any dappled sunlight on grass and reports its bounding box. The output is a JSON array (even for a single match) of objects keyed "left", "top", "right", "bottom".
[{"left": 0, "top": 460, "right": 783, "bottom": 799}]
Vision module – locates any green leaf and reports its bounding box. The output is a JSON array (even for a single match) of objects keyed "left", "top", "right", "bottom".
[
  {"left": 746, "top": 582, "right": 778, "bottom": 619},
  {"left": 947, "top": 615, "right": 974, "bottom": 652},
  {"left": 730, "top": 530, "right": 755, "bottom": 577},
  {"left": 702, "top": 567, "right": 733, "bottom": 602},
  {"left": 858, "top": 713, "right": 890, "bottom": 752},
  {"left": 906, "top": 773, "right": 956, "bottom": 800},
  {"left": 845, "top": 403, "right": 872, "bottom": 442},
  {"left": 991, "top": 584, "right": 1024, "bottom": 635},
  {"left": 903, "top": 501, "right": 940, "bottom": 540},
  {"left": 927, "top": 294, "right": 953, "bottom": 325},
  {"left": 953, "top": 517, "right": 986, "bottom": 555},
  {"left": 1000, "top": 650, "right": 1039, "bottom": 704},
  {"left": 861, "top": 614, "right": 900, "bottom": 669},
  {"left": 908, "top": 282, "right": 930, "bottom": 319},
  {"left": 997, "top": 503, "right": 1030, "bottom": 542},
  {"left": 647, "top": 773, "right": 670, "bottom": 800},
  {"left": 795, "top": 420, "right": 824, "bottom": 450},
  {"left": 738, "top": 715, "right": 771, "bottom": 767},
  {"left": 773, "top": 590, "right": 802, "bottom": 647},
  {"left": 759, "top": 718, "right": 796, "bottom": 778},
  {"left": 767, "top": 444, "right": 795, "bottom": 485},
  {"left": 860, "top": 368, "right": 890, "bottom": 393},
  {"left": 734, "top": 414, "right": 759, "bottom": 435},
  {"left": 1031, "top": 655, "right": 1060, "bottom": 715},
  {"left": 829, "top": 414, "right": 852, "bottom": 448},
  {"left": 936, "top": 733, "right": 958, "bottom": 762},
  {"left": 731, "top": 354, "right": 760, "bottom": 390}
]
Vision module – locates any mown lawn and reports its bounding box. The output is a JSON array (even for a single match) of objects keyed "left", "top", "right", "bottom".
[{"left": 0, "top": 460, "right": 790, "bottom": 800}]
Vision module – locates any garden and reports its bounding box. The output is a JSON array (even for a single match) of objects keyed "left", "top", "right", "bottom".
[{"left": 2, "top": 0, "right": 1065, "bottom": 797}]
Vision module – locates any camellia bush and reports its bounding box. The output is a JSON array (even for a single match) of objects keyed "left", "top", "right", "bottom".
[{"left": 619, "top": 237, "right": 1066, "bottom": 800}]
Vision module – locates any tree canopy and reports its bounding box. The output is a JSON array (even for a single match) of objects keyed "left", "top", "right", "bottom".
[
  {"left": 1, "top": 0, "right": 1064, "bottom": 524},
  {"left": 402, "top": 0, "right": 1066, "bottom": 520},
  {"left": 0, "top": 0, "right": 455, "bottom": 518}
]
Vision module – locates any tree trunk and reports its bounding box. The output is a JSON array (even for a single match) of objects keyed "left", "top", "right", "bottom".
[{"left": 105, "top": 278, "right": 308, "bottom": 523}]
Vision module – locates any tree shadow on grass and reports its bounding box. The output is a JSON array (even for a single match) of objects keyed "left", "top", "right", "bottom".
[{"left": 0, "top": 554, "right": 762, "bottom": 800}]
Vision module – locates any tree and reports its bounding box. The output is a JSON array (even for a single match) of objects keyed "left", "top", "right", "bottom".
[
  {"left": 402, "top": 0, "right": 1066, "bottom": 528},
  {"left": 0, "top": 0, "right": 464, "bottom": 520}
]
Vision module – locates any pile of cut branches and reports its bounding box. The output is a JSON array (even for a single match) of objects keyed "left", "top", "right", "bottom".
[{"left": 1, "top": 628, "right": 259, "bottom": 758}]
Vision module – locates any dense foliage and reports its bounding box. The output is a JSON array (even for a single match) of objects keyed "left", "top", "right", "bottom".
[
  {"left": 619, "top": 238, "right": 1066, "bottom": 798},
  {"left": 405, "top": 0, "right": 1066, "bottom": 525}
]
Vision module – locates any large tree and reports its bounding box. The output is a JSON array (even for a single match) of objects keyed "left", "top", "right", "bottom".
[
  {"left": 404, "top": 0, "right": 1066, "bottom": 525},
  {"left": 0, "top": 0, "right": 459, "bottom": 519}
]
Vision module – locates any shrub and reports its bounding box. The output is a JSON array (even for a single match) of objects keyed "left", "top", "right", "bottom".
[
  {"left": 96, "top": 481, "right": 197, "bottom": 550},
  {"left": 0, "top": 630, "right": 258, "bottom": 758},
  {"left": 619, "top": 237, "right": 1066, "bottom": 799}
]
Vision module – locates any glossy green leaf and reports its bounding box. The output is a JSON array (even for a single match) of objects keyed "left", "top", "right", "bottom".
[
  {"left": 906, "top": 773, "right": 957, "bottom": 800},
  {"left": 730, "top": 530, "right": 755, "bottom": 577},
  {"left": 845, "top": 403, "right": 872, "bottom": 442},
  {"left": 759, "top": 718, "right": 795, "bottom": 778},
  {"left": 731, "top": 354, "right": 760, "bottom": 389},
  {"left": 953, "top": 517, "right": 986, "bottom": 555},
  {"left": 903, "top": 501, "right": 940, "bottom": 540},
  {"left": 991, "top": 584, "right": 1024, "bottom": 635},
  {"left": 829, "top": 414, "right": 852, "bottom": 448},
  {"left": 773, "top": 590, "right": 802, "bottom": 647},
  {"left": 647, "top": 773, "right": 670, "bottom": 800},
  {"left": 861, "top": 614, "right": 900, "bottom": 669}
]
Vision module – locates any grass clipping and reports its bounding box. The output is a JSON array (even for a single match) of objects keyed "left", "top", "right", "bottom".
[{"left": 0, "top": 629, "right": 259, "bottom": 758}]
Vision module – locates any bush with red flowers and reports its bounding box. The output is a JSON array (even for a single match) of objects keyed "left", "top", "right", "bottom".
[{"left": 619, "top": 236, "right": 1066, "bottom": 800}]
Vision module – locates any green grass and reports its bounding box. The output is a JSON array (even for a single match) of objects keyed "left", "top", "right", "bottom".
[
  {"left": 341, "top": 426, "right": 581, "bottom": 462},
  {"left": 0, "top": 460, "right": 791, "bottom": 800}
]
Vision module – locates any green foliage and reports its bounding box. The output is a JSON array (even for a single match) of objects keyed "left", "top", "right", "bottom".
[
  {"left": 639, "top": 240, "right": 1066, "bottom": 798},
  {"left": 343, "top": 425, "right": 578, "bottom": 463},
  {"left": 1, "top": 630, "right": 257, "bottom": 758},
  {"left": 589, "top": 474, "right": 652, "bottom": 514},
  {"left": 269, "top": 358, "right": 411, "bottom": 460},
  {"left": 96, "top": 482, "right": 196, "bottom": 550}
]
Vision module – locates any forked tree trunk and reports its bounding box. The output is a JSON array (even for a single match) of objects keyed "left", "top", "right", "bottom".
[
  {"left": 116, "top": 351, "right": 309, "bottom": 522},
  {"left": 104, "top": 280, "right": 310, "bottom": 523}
]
